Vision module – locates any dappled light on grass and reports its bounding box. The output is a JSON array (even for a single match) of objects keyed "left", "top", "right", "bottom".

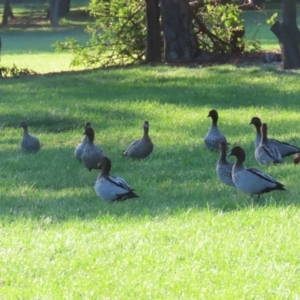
[
  {"left": 1, "top": 64, "right": 300, "bottom": 297},
  {"left": 2, "top": 3, "right": 300, "bottom": 297}
]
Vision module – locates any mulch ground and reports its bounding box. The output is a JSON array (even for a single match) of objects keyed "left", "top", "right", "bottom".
[{"left": 201, "top": 50, "right": 281, "bottom": 67}]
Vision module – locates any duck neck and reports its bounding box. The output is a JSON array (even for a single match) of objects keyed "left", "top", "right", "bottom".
[
  {"left": 87, "top": 134, "right": 94, "bottom": 144},
  {"left": 261, "top": 135, "right": 267, "bottom": 144},
  {"left": 261, "top": 127, "right": 267, "bottom": 144},
  {"left": 23, "top": 128, "right": 29, "bottom": 135},
  {"left": 211, "top": 116, "right": 218, "bottom": 126},
  {"left": 219, "top": 148, "right": 227, "bottom": 162},
  {"left": 100, "top": 168, "right": 109, "bottom": 177},
  {"left": 254, "top": 123, "right": 261, "bottom": 133},
  {"left": 235, "top": 154, "right": 245, "bottom": 167},
  {"left": 100, "top": 159, "right": 111, "bottom": 177},
  {"left": 143, "top": 126, "right": 149, "bottom": 138}
]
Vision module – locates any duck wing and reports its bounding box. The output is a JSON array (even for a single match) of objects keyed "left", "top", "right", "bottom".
[
  {"left": 105, "top": 175, "right": 139, "bottom": 200},
  {"left": 247, "top": 168, "right": 285, "bottom": 190},
  {"left": 270, "top": 138, "right": 300, "bottom": 157},
  {"left": 255, "top": 144, "right": 282, "bottom": 164},
  {"left": 106, "top": 175, "right": 134, "bottom": 192}
]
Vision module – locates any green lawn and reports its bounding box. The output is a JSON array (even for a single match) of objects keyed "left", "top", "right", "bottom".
[
  {"left": 1, "top": 3, "right": 300, "bottom": 299},
  {"left": 1, "top": 64, "right": 300, "bottom": 298}
]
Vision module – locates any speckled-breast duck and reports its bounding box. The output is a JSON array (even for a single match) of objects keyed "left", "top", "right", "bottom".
[
  {"left": 81, "top": 127, "right": 106, "bottom": 171},
  {"left": 216, "top": 141, "right": 235, "bottom": 187},
  {"left": 123, "top": 120, "right": 154, "bottom": 159},
  {"left": 255, "top": 123, "right": 282, "bottom": 165},
  {"left": 19, "top": 121, "right": 41, "bottom": 154},
  {"left": 204, "top": 109, "right": 228, "bottom": 151},
  {"left": 74, "top": 121, "right": 91, "bottom": 162}
]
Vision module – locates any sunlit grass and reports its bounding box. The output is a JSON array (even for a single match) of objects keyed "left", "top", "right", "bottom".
[
  {"left": 1, "top": 3, "right": 300, "bottom": 297},
  {"left": 2, "top": 53, "right": 87, "bottom": 73},
  {"left": 1, "top": 65, "right": 300, "bottom": 298}
]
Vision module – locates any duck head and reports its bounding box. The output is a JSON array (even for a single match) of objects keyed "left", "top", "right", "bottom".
[
  {"left": 19, "top": 121, "right": 28, "bottom": 128},
  {"left": 84, "top": 121, "right": 92, "bottom": 129},
  {"left": 19, "top": 121, "right": 29, "bottom": 132},
  {"left": 249, "top": 117, "right": 262, "bottom": 132},
  {"left": 143, "top": 120, "right": 150, "bottom": 135},
  {"left": 228, "top": 146, "right": 246, "bottom": 164},
  {"left": 207, "top": 109, "right": 219, "bottom": 124}
]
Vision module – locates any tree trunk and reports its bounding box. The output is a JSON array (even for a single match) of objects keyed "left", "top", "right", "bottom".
[
  {"left": 2, "top": 0, "right": 10, "bottom": 26},
  {"left": 59, "top": 0, "right": 71, "bottom": 18},
  {"left": 49, "top": 0, "right": 62, "bottom": 27},
  {"left": 270, "top": 0, "right": 300, "bottom": 69},
  {"left": 145, "top": 0, "right": 161, "bottom": 63},
  {"left": 160, "top": 0, "right": 201, "bottom": 63}
]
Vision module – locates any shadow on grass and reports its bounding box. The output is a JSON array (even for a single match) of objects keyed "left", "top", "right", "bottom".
[
  {"left": 0, "top": 107, "right": 144, "bottom": 133},
  {"left": 2, "top": 65, "right": 300, "bottom": 113},
  {"left": 0, "top": 139, "right": 296, "bottom": 222}
]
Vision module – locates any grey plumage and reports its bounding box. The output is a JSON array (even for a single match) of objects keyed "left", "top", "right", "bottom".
[
  {"left": 95, "top": 157, "right": 139, "bottom": 201},
  {"left": 123, "top": 120, "right": 154, "bottom": 159},
  {"left": 228, "top": 146, "right": 285, "bottom": 196},
  {"left": 250, "top": 116, "right": 300, "bottom": 158},
  {"left": 216, "top": 141, "right": 235, "bottom": 186},
  {"left": 81, "top": 127, "right": 106, "bottom": 171},
  {"left": 204, "top": 109, "right": 228, "bottom": 151},
  {"left": 255, "top": 123, "right": 282, "bottom": 165},
  {"left": 19, "top": 121, "right": 40, "bottom": 154},
  {"left": 74, "top": 121, "right": 91, "bottom": 162}
]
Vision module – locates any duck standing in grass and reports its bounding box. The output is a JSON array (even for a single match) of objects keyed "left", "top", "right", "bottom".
[
  {"left": 216, "top": 141, "right": 235, "bottom": 187},
  {"left": 95, "top": 157, "right": 139, "bottom": 201},
  {"left": 228, "top": 146, "right": 285, "bottom": 197},
  {"left": 19, "top": 121, "right": 41, "bottom": 154},
  {"left": 74, "top": 121, "right": 91, "bottom": 162},
  {"left": 81, "top": 127, "right": 106, "bottom": 171},
  {"left": 249, "top": 116, "right": 300, "bottom": 157},
  {"left": 123, "top": 120, "right": 154, "bottom": 159},
  {"left": 255, "top": 123, "right": 282, "bottom": 165},
  {"left": 204, "top": 109, "right": 228, "bottom": 151}
]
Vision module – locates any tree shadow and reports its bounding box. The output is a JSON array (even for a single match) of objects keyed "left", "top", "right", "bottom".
[
  {"left": 0, "top": 65, "right": 300, "bottom": 221},
  {"left": 0, "top": 136, "right": 297, "bottom": 222}
]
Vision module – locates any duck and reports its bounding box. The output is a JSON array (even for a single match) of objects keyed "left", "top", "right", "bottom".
[
  {"left": 228, "top": 146, "right": 285, "bottom": 196},
  {"left": 249, "top": 116, "right": 300, "bottom": 157},
  {"left": 81, "top": 127, "right": 106, "bottom": 171},
  {"left": 95, "top": 157, "right": 139, "bottom": 201},
  {"left": 255, "top": 123, "right": 282, "bottom": 165},
  {"left": 19, "top": 121, "right": 41, "bottom": 154},
  {"left": 204, "top": 109, "right": 228, "bottom": 151},
  {"left": 216, "top": 141, "right": 235, "bottom": 186},
  {"left": 74, "top": 121, "right": 91, "bottom": 162},
  {"left": 123, "top": 120, "right": 154, "bottom": 159}
]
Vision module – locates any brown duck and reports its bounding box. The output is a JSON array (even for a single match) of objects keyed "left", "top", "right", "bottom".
[{"left": 123, "top": 121, "right": 154, "bottom": 159}]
